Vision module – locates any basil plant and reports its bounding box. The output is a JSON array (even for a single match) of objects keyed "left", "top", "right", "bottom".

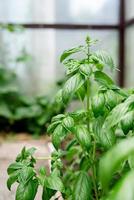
[{"left": 7, "top": 37, "right": 134, "bottom": 200}]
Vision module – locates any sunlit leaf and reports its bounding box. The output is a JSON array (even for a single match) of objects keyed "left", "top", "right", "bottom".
[
  {"left": 60, "top": 46, "right": 84, "bottom": 62},
  {"left": 62, "top": 73, "right": 85, "bottom": 103},
  {"left": 73, "top": 171, "right": 91, "bottom": 200},
  {"left": 52, "top": 124, "right": 67, "bottom": 149},
  {"left": 92, "top": 50, "right": 115, "bottom": 70},
  {"left": 99, "top": 137, "right": 134, "bottom": 190},
  {"left": 104, "top": 170, "right": 134, "bottom": 200},
  {"left": 94, "top": 71, "right": 114, "bottom": 87},
  {"left": 75, "top": 125, "right": 91, "bottom": 150}
]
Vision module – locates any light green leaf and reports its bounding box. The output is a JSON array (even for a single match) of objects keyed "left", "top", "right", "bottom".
[
  {"left": 99, "top": 137, "right": 134, "bottom": 190},
  {"left": 75, "top": 125, "right": 91, "bottom": 150},
  {"left": 52, "top": 114, "right": 65, "bottom": 123},
  {"left": 7, "top": 162, "right": 25, "bottom": 175},
  {"left": 62, "top": 116, "right": 74, "bottom": 131},
  {"left": 18, "top": 167, "right": 35, "bottom": 184},
  {"left": 77, "top": 84, "right": 86, "bottom": 101},
  {"left": 99, "top": 128, "right": 116, "bottom": 149},
  {"left": 80, "top": 64, "right": 92, "bottom": 76},
  {"left": 73, "top": 171, "right": 91, "bottom": 200},
  {"left": 93, "top": 116, "right": 116, "bottom": 148},
  {"left": 16, "top": 179, "right": 38, "bottom": 200},
  {"left": 47, "top": 121, "right": 60, "bottom": 134},
  {"left": 104, "top": 90, "right": 119, "bottom": 109},
  {"left": 60, "top": 46, "right": 84, "bottom": 62},
  {"left": 102, "top": 94, "right": 134, "bottom": 130},
  {"left": 104, "top": 170, "right": 134, "bottom": 200},
  {"left": 70, "top": 109, "right": 86, "bottom": 120},
  {"left": 94, "top": 71, "right": 114, "bottom": 87},
  {"left": 62, "top": 73, "right": 85, "bottom": 103},
  {"left": 120, "top": 111, "right": 134, "bottom": 135},
  {"left": 92, "top": 50, "right": 115, "bottom": 70},
  {"left": 54, "top": 89, "right": 63, "bottom": 103},
  {"left": 63, "top": 59, "right": 80, "bottom": 75},
  {"left": 52, "top": 124, "right": 67, "bottom": 149},
  {"left": 91, "top": 93, "right": 105, "bottom": 117},
  {"left": 45, "top": 171, "right": 65, "bottom": 193},
  {"left": 7, "top": 170, "right": 20, "bottom": 190}
]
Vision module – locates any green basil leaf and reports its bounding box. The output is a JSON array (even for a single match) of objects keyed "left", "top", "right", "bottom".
[
  {"left": 45, "top": 171, "right": 65, "bottom": 193},
  {"left": 62, "top": 73, "right": 85, "bottom": 103},
  {"left": 73, "top": 171, "right": 91, "bottom": 200},
  {"left": 120, "top": 111, "right": 134, "bottom": 135},
  {"left": 18, "top": 167, "right": 35, "bottom": 184},
  {"left": 77, "top": 84, "right": 86, "bottom": 101},
  {"left": 92, "top": 50, "right": 115, "bottom": 70},
  {"left": 38, "top": 167, "right": 46, "bottom": 186},
  {"left": 104, "top": 90, "right": 119, "bottom": 109},
  {"left": 70, "top": 109, "right": 86, "bottom": 120},
  {"left": 63, "top": 59, "right": 80, "bottom": 75},
  {"left": 7, "top": 162, "right": 25, "bottom": 175},
  {"left": 52, "top": 124, "right": 67, "bottom": 149},
  {"left": 102, "top": 94, "right": 134, "bottom": 130},
  {"left": 99, "top": 137, "right": 134, "bottom": 190},
  {"left": 60, "top": 46, "right": 84, "bottom": 62},
  {"left": 62, "top": 116, "right": 74, "bottom": 131},
  {"left": 54, "top": 89, "right": 63, "bottom": 104},
  {"left": 52, "top": 114, "right": 65, "bottom": 123},
  {"left": 80, "top": 157, "right": 91, "bottom": 171},
  {"left": 92, "top": 116, "right": 104, "bottom": 140},
  {"left": 16, "top": 179, "right": 38, "bottom": 200},
  {"left": 104, "top": 170, "right": 134, "bottom": 200},
  {"left": 79, "top": 64, "right": 92, "bottom": 76},
  {"left": 94, "top": 71, "right": 114, "bottom": 87},
  {"left": 16, "top": 147, "right": 36, "bottom": 162},
  {"left": 47, "top": 121, "right": 60, "bottom": 134},
  {"left": 75, "top": 125, "right": 91, "bottom": 150},
  {"left": 42, "top": 187, "right": 55, "bottom": 200},
  {"left": 91, "top": 93, "right": 105, "bottom": 117},
  {"left": 7, "top": 170, "right": 20, "bottom": 190},
  {"left": 99, "top": 128, "right": 116, "bottom": 149}
]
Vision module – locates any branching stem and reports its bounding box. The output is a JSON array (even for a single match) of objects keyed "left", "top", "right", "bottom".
[{"left": 86, "top": 40, "right": 99, "bottom": 200}]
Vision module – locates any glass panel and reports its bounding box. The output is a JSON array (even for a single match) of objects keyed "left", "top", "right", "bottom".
[
  {"left": 125, "top": 25, "right": 134, "bottom": 87},
  {"left": 55, "top": 30, "right": 118, "bottom": 81},
  {"left": 0, "top": 29, "right": 118, "bottom": 95},
  {"left": 0, "top": 29, "right": 56, "bottom": 96},
  {"left": 0, "top": 0, "right": 119, "bottom": 24},
  {"left": 125, "top": 0, "right": 134, "bottom": 20}
]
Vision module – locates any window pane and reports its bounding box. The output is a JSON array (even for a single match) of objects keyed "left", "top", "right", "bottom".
[
  {"left": 55, "top": 30, "right": 118, "bottom": 81},
  {"left": 125, "top": 26, "right": 134, "bottom": 87},
  {"left": 0, "top": 0, "right": 119, "bottom": 24},
  {"left": 125, "top": 0, "right": 134, "bottom": 20},
  {"left": 0, "top": 29, "right": 118, "bottom": 95}
]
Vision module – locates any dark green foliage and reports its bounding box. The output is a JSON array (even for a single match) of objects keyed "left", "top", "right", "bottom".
[{"left": 0, "top": 66, "right": 65, "bottom": 134}]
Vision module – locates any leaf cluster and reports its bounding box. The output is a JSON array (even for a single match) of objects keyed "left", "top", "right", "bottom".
[{"left": 7, "top": 37, "right": 134, "bottom": 200}]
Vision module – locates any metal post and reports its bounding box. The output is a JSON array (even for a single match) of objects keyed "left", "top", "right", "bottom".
[{"left": 119, "top": 0, "right": 125, "bottom": 87}]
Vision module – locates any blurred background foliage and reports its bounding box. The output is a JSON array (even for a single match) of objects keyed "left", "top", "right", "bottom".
[
  {"left": 0, "top": 24, "right": 66, "bottom": 134},
  {"left": 0, "top": 0, "right": 133, "bottom": 134}
]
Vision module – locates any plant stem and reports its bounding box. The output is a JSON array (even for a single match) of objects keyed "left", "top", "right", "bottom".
[
  {"left": 86, "top": 41, "right": 98, "bottom": 200},
  {"left": 36, "top": 156, "right": 51, "bottom": 160},
  {"left": 87, "top": 78, "right": 98, "bottom": 200},
  {"left": 86, "top": 77, "right": 90, "bottom": 131},
  {"left": 92, "top": 136, "right": 99, "bottom": 200}
]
